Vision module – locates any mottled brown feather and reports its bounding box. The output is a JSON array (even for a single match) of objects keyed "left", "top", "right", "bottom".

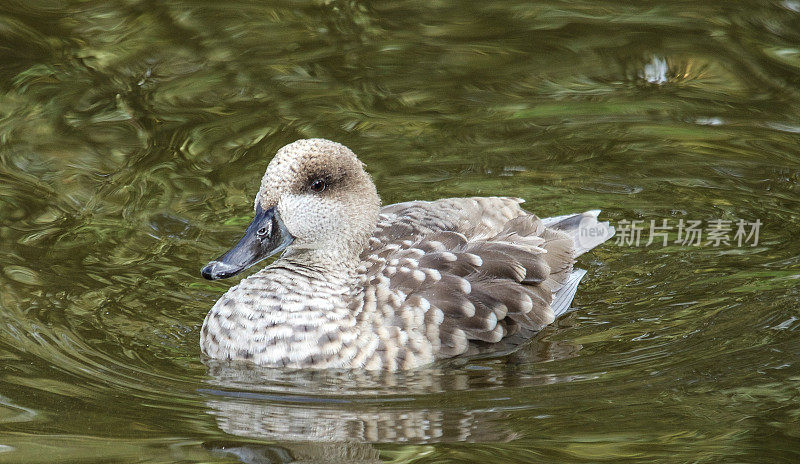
[{"left": 361, "top": 198, "right": 577, "bottom": 360}]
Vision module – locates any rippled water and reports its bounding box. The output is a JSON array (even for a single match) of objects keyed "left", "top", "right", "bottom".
[{"left": 1, "top": 0, "right": 799, "bottom": 462}]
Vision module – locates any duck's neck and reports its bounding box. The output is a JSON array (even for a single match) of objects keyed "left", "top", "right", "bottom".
[
  {"left": 279, "top": 222, "right": 375, "bottom": 275},
  {"left": 278, "top": 245, "right": 363, "bottom": 278}
]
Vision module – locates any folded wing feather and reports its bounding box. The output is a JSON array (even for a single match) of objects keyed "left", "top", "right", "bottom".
[{"left": 362, "top": 198, "right": 578, "bottom": 359}]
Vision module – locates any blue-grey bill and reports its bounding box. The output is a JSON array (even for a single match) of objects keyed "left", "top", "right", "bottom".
[{"left": 201, "top": 205, "right": 293, "bottom": 280}]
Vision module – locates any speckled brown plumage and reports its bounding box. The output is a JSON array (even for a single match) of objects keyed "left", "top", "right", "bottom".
[{"left": 201, "top": 139, "right": 614, "bottom": 370}]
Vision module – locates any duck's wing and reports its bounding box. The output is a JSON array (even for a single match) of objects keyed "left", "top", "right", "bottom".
[
  {"left": 376, "top": 197, "right": 527, "bottom": 239},
  {"left": 360, "top": 198, "right": 604, "bottom": 363}
]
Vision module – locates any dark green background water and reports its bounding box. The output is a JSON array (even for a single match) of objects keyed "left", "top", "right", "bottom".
[{"left": 1, "top": 0, "right": 799, "bottom": 462}]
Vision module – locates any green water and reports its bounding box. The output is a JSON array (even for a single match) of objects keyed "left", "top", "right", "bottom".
[{"left": 1, "top": 0, "right": 799, "bottom": 462}]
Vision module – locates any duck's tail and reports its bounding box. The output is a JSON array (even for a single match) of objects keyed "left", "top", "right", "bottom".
[
  {"left": 543, "top": 210, "right": 615, "bottom": 317},
  {"left": 542, "top": 209, "right": 616, "bottom": 257}
]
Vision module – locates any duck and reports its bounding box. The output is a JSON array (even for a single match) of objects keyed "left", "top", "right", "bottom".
[{"left": 200, "top": 138, "right": 614, "bottom": 370}]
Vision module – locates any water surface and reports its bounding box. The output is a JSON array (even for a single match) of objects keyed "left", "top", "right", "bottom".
[{"left": 0, "top": 0, "right": 799, "bottom": 462}]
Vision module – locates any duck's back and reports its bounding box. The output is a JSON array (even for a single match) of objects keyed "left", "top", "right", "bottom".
[{"left": 355, "top": 197, "right": 613, "bottom": 369}]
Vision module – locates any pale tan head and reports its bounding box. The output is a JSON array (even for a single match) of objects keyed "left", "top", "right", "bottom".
[
  {"left": 202, "top": 139, "right": 381, "bottom": 279},
  {"left": 257, "top": 139, "right": 381, "bottom": 262}
]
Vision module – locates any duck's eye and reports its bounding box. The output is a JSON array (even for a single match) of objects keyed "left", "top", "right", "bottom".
[
  {"left": 257, "top": 226, "right": 268, "bottom": 236},
  {"left": 309, "top": 178, "right": 326, "bottom": 193}
]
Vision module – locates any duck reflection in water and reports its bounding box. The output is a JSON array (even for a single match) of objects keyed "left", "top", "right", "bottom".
[{"left": 200, "top": 334, "right": 587, "bottom": 463}]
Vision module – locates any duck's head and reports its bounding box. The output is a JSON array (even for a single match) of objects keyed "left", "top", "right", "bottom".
[{"left": 201, "top": 139, "right": 380, "bottom": 280}]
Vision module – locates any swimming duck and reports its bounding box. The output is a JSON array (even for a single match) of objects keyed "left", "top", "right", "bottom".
[{"left": 200, "top": 139, "right": 614, "bottom": 370}]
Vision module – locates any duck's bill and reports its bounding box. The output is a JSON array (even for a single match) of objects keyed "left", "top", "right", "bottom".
[{"left": 201, "top": 205, "right": 294, "bottom": 280}]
